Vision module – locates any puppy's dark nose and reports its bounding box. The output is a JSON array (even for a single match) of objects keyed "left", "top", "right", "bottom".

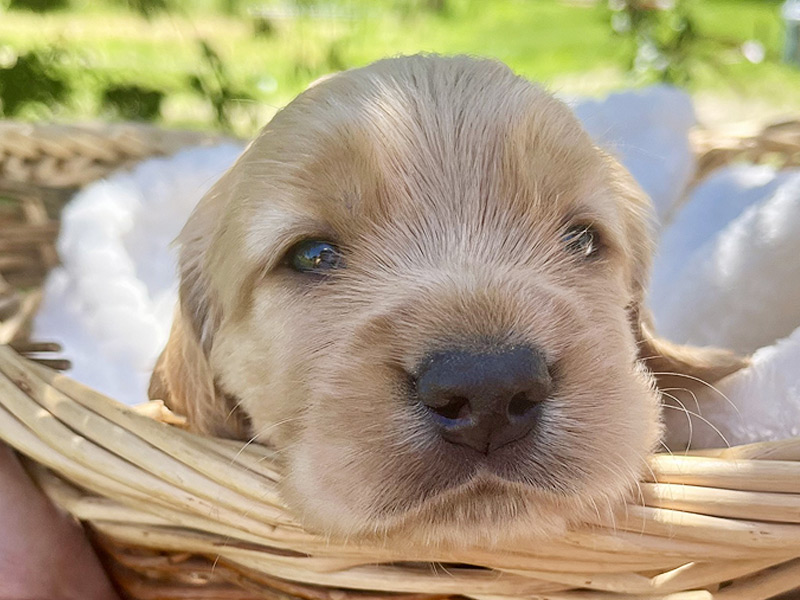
[{"left": 415, "top": 346, "right": 551, "bottom": 454}]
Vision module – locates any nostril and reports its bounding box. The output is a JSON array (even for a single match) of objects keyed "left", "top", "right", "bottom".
[
  {"left": 508, "top": 391, "right": 533, "bottom": 417},
  {"left": 507, "top": 377, "right": 551, "bottom": 419},
  {"left": 430, "top": 395, "right": 471, "bottom": 421}
]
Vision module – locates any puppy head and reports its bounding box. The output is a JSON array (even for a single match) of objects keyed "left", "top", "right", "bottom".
[{"left": 151, "top": 55, "right": 743, "bottom": 544}]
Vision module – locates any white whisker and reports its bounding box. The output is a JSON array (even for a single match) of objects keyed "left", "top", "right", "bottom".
[{"left": 652, "top": 371, "right": 741, "bottom": 417}]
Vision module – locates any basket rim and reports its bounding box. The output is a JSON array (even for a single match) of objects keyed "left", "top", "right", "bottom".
[{"left": 1, "top": 344, "right": 799, "bottom": 598}]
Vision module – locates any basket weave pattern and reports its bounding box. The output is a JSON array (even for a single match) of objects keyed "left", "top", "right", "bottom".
[{"left": 0, "top": 121, "right": 799, "bottom": 600}]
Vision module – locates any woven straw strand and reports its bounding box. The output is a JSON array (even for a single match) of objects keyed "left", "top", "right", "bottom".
[{"left": 1, "top": 344, "right": 799, "bottom": 598}]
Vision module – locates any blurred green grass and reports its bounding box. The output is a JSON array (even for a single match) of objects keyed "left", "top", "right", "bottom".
[{"left": 1, "top": 0, "right": 799, "bottom": 134}]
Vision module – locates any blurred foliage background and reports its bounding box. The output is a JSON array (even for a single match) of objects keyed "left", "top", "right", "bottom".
[{"left": 0, "top": 0, "right": 798, "bottom": 136}]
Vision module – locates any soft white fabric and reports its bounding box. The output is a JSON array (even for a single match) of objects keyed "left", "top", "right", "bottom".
[
  {"left": 571, "top": 85, "right": 696, "bottom": 222},
  {"left": 650, "top": 166, "right": 800, "bottom": 355},
  {"left": 649, "top": 165, "right": 800, "bottom": 447},
  {"left": 665, "top": 324, "right": 800, "bottom": 449},
  {"left": 716, "top": 324, "right": 800, "bottom": 444},
  {"left": 32, "top": 144, "right": 244, "bottom": 406}
]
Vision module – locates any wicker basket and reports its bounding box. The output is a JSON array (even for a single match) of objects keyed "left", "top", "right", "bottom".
[{"left": 1, "top": 119, "right": 799, "bottom": 600}]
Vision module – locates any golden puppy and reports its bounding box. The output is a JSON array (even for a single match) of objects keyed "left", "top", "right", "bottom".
[{"left": 150, "top": 55, "right": 744, "bottom": 545}]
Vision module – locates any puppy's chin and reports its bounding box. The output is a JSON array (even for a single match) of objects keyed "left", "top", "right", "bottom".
[
  {"left": 405, "top": 479, "right": 627, "bottom": 548},
  {"left": 281, "top": 467, "right": 623, "bottom": 548}
]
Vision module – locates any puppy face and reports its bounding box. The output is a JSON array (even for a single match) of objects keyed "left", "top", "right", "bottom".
[{"left": 151, "top": 55, "right": 744, "bottom": 545}]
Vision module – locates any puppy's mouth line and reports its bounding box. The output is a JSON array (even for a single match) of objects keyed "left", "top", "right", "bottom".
[{"left": 377, "top": 470, "right": 564, "bottom": 519}]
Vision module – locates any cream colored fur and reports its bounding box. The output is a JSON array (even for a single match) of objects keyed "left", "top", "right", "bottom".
[{"left": 151, "top": 55, "right": 745, "bottom": 546}]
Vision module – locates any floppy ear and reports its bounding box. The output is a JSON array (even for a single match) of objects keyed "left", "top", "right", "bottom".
[
  {"left": 148, "top": 186, "right": 251, "bottom": 439},
  {"left": 631, "top": 307, "right": 748, "bottom": 397},
  {"left": 149, "top": 310, "right": 250, "bottom": 439}
]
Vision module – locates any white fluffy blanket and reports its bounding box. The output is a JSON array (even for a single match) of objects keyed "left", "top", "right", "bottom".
[
  {"left": 651, "top": 166, "right": 800, "bottom": 447},
  {"left": 33, "top": 144, "right": 244, "bottom": 405},
  {"left": 33, "top": 88, "right": 800, "bottom": 447}
]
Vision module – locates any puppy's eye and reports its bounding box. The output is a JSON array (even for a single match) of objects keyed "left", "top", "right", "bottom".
[
  {"left": 561, "top": 224, "right": 599, "bottom": 259},
  {"left": 285, "top": 240, "right": 344, "bottom": 273}
]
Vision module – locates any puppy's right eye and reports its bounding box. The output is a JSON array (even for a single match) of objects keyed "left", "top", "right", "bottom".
[
  {"left": 285, "top": 240, "right": 344, "bottom": 273},
  {"left": 561, "top": 224, "right": 600, "bottom": 259}
]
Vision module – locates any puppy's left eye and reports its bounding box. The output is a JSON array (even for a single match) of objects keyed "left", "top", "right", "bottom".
[
  {"left": 561, "top": 224, "right": 599, "bottom": 259},
  {"left": 286, "top": 240, "right": 344, "bottom": 273}
]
